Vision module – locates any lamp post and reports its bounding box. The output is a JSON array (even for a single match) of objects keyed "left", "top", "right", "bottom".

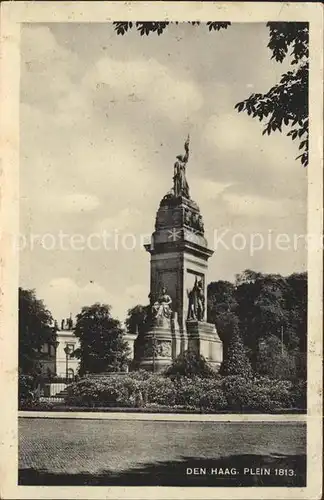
[
  {"left": 53, "top": 340, "right": 59, "bottom": 377},
  {"left": 281, "top": 325, "right": 284, "bottom": 355},
  {"left": 152, "top": 329, "right": 157, "bottom": 373},
  {"left": 64, "top": 345, "right": 72, "bottom": 381}
]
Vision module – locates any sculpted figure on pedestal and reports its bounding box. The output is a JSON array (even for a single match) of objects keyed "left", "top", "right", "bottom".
[
  {"left": 152, "top": 287, "right": 172, "bottom": 322},
  {"left": 173, "top": 135, "right": 190, "bottom": 199},
  {"left": 187, "top": 277, "right": 205, "bottom": 322}
]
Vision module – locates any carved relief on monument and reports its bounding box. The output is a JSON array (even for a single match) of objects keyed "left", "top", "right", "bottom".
[
  {"left": 183, "top": 207, "right": 204, "bottom": 234},
  {"left": 143, "top": 339, "right": 172, "bottom": 358}
]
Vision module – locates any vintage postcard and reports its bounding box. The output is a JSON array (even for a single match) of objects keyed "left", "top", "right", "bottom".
[{"left": 0, "top": 1, "right": 323, "bottom": 499}]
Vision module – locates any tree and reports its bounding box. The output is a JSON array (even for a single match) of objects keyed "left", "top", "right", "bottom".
[
  {"left": 235, "top": 22, "right": 308, "bottom": 166},
  {"left": 19, "top": 287, "right": 56, "bottom": 376},
  {"left": 164, "top": 350, "right": 215, "bottom": 379},
  {"left": 125, "top": 304, "right": 149, "bottom": 335},
  {"left": 285, "top": 272, "right": 307, "bottom": 352},
  {"left": 234, "top": 270, "right": 291, "bottom": 370},
  {"left": 73, "top": 303, "right": 131, "bottom": 375},
  {"left": 256, "top": 334, "right": 297, "bottom": 380},
  {"left": 114, "top": 21, "right": 309, "bottom": 166},
  {"left": 219, "top": 316, "right": 252, "bottom": 379},
  {"left": 207, "top": 280, "right": 238, "bottom": 343},
  {"left": 208, "top": 270, "right": 307, "bottom": 377}
]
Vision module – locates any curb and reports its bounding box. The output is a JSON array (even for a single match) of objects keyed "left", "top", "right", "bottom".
[{"left": 18, "top": 411, "right": 307, "bottom": 421}]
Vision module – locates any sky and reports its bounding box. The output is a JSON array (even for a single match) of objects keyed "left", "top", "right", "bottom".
[{"left": 20, "top": 22, "right": 307, "bottom": 325}]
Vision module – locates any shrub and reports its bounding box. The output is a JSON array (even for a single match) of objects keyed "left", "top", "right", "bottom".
[
  {"left": 254, "top": 377, "right": 294, "bottom": 410},
  {"left": 290, "top": 379, "right": 307, "bottom": 409},
  {"left": 65, "top": 372, "right": 175, "bottom": 408},
  {"left": 220, "top": 325, "right": 252, "bottom": 379},
  {"left": 174, "top": 377, "right": 227, "bottom": 411},
  {"left": 66, "top": 374, "right": 144, "bottom": 407},
  {"left": 19, "top": 373, "right": 38, "bottom": 409},
  {"left": 221, "top": 375, "right": 254, "bottom": 411},
  {"left": 144, "top": 375, "right": 176, "bottom": 406},
  {"left": 221, "top": 375, "right": 295, "bottom": 412},
  {"left": 64, "top": 371, "right": 301, "bottom": 412},
  {"left": 20, "top": 400, "right": 55, "bottom": 411},
  {"left": 256, "top": 335, "right": 297, "bottom": 380},
  {"left": 165, "top": 351, "right": 215, "bottom": 379}
]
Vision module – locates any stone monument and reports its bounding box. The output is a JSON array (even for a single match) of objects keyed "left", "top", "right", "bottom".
[{"left": 134, "top": 136, "right": 223, "bottom": 371}]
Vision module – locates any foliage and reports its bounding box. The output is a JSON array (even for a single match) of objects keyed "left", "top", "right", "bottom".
[
  {"left": 236, "top": 22, "right": 308, "bottom": 166},
  {"left": 113, "top": 21, "right": 230, "bottom": 37},
  {"left": 65, "top": 371, "right": 303, "bottom": 412},
  {"left": 125, "top": 304, "right": 149, "bottom": 335},
  {"left": 164, "top": 350, "right": 215, "bottom": 379},
  {"left": 19, "top": 287, "right": 56, "bottom": 377},
  {"left": 66, "top": 372, "right": 227, "bottom": 411},
  {"left": 208, "top": 270, "right": 307, "bottom": 374},
  {"left": 285, "top": 273, "right": 307, "bottom": 353},
  {"left": 18, "top": 372, "right": 57, "bottom": 410},
  {"left": 221, "top": 375, "right": 294, "bottom": 412},
  {"left": 173, "top": 377, "right": 227, "bottom": 411},
  {"left": 256, "top": 335, "right": 297, "bottom": 380},
  {"left": 219, "top": 319, "right": 253, "bottom": 379},
  {"left": 73, "top": 303, "right": 131, "bottom": 376},
  {"left": 66, "top": 375, "right": 138, "bottom": 407},
  {"left": 290, "top": 379, "right": 307, "bottom": 409},
  {"left": 65, "top": 372, "right": 174, "bottom": 408},
  {"left": 19, "top": 372, "right": 37, "bottom": 407},
  {"left": 234, "top": 270, "right": 291, "bottom": 356},
  {"left": 113, "top": 21, "right": 308, "bottom": 167},
  {"left": 207, "top": 280, "right": 238, "bottom": 343},
  {"left": 143, "top": 374, "right": 176, "bottom": 406}
]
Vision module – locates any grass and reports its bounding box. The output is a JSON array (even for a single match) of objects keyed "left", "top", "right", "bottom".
[{"left": 19, "top": 418, "right": 306, "bottom": 486}]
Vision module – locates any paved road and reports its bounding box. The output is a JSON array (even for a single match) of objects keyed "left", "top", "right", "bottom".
[{"left": 19, "top": 417, "right": 306, "bottom": 486}]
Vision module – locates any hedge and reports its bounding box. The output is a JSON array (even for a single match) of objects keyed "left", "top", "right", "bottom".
[{"left": 64, "top": 372, "right": 305, "bottom": 412}]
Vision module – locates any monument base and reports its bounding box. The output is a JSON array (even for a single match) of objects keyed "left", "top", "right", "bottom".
[
  {"left": 186, "top": 320, "right": 223, "bottom": 371},
  {"left": 136, "top": 326, "right": 174, "bottom": 372},
  {"left": 134, "top": 318, "right": 222, "bottom": 373}
]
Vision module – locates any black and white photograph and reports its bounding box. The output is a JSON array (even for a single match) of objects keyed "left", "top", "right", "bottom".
[{"left": 0, "top": 2, "right": 323, "bottom": 499}]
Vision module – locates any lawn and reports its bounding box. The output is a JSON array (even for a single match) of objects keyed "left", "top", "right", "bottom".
[{"left": 19, "top": 418, "right": 306, "bottom": 486}]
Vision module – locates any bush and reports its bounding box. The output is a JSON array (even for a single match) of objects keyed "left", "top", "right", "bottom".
[
  {"left": 221, "top": 375, "right": 295, "bottom": 412},
  {"left": 221, "top": 376, "right": 254, "bottom": 411},
  {"left": 66, "top": 372, "right": 175, "bottom": 408},
  {"left": 290, "top": 379, "right": 307, "bottom": 409},
  {"left": 19, "top": 373, "right": 38, "bottom": 409},
  {"left": 20, "top": 400, "right": 55, "bottom": 411},
  {"left": 256, "top": 335, "right": 297, "bottom": 380},
  {"left": 254, "top": 377, "right": 294, "bottom": 410},
  {"left": 64, "top": 371, "right": 303, "bottom": 413},
  {"left": 174, "top": 377, "right": 227, "bottom": 411},
  {"left": 220, "top": 326, "right": 252, "bottom": 379},
  {"left": 144, "top": 375, "right": 176, "bottom": 406},
  {"left": 165, "top": 351, "right": 216, "bottom": 379},
  {"left": 66, "top": 374, "right": 143, "bottom": 407}
]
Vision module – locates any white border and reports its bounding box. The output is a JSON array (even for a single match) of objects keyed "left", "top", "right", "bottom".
[{"left": 0, "top": 2, "right": 323, "bottom": 499}]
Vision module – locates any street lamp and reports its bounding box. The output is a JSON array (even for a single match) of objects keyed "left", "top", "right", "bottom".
[
  {"left": 64, "top": 344, "right": 73, "bottom": 380},
  {"left": 53, "top": 340, "right": 60, "bottom": 377},
  {"left": 152, "top": 329, "right": 157, "bottom": 373}
]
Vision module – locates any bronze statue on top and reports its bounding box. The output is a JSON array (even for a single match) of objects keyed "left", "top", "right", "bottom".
[{"left": 173, "top": 135, "right": 190, "bottom": 199}]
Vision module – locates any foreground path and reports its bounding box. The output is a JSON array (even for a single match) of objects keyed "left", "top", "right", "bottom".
[{"left": 19, "top": 417, "right": 306, "bottom": 486}]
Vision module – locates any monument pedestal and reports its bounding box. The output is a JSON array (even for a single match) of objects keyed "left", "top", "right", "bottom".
[
  {"left": 134, "top": 138, "right": 223, "bottom": 372},
  {"left": 136, "top": 315, "right": 187, "bottom": 372},
  {"left": 186, "top": 320, "right": 223, "bottom": 371}
]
